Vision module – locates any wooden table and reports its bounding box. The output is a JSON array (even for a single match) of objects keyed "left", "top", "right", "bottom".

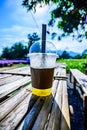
[
  {"left": 0, "top": 64, "right": 70, "bottom": 130},
  {"left": 70, "top": 68, "right": 87, "bottom": 130}
]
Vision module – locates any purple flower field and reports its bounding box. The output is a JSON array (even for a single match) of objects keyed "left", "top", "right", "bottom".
[{"left": 0, "top": 59, "right": 30, "bottom": 67}]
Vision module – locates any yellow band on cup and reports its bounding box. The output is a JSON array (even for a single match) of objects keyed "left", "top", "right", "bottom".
[{"left": 32, "top": 87, "right": 51, "bottom": 96}]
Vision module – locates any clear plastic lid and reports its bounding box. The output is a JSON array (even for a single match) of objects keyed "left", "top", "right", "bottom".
[
  {"left": 29, "top": 41, "right": 58, "bottom": 68},
  {"left": 29, "top": 40, "right": 57, "bottom": 54},
  {"left": 29, "top": 53, "right": 57, "bottom": 68}
]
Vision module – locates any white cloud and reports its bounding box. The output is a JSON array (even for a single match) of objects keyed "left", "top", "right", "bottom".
[
  {"left": 53, "top": 38, "right": 87, "bottom": 53},
  {"left": 0, "top": 25, "right": 40, "bottom": 46}
]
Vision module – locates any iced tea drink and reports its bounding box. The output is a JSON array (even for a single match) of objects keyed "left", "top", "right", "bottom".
[{"left": 29, "top": 53, "right": 57, "bottom": 96}]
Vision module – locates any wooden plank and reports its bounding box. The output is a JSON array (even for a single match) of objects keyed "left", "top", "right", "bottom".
[
  {"left": 3, "top": 66, "right": 30, "bottom": 74},
  {"left": 70, "top": 69, "right": 87, "bottom": 94},
  {"left": 4, "top": 66, "right": 29, "bottom": 72},
  {"left": 54, "top": 67, "right": 60, "bottom": 76},
  {"left": 54, "top": 63, "right": 66, "bottom": 74},
  {"left": 47, "top": 81, "right": 63, "bottom": 130},
  {"left": 0, "top": 74, "right": 12, "bottom": 79},
  {"left": 15, "top": 86, "right": 39, "bottom": 128},
  {"left": 51, "top": 80, "right": 59, "bottom": 97},
  {"left": 54, "top": 67, "right": 66, "bottom": 81},
  {"left": 54, "top": 75, "right": 68, "bottom": 80},
  {"left": 70, "top": 69, "right": 87, "bottom": 85},
  {"left": 0, "top": 71, "right": 31, "bottom": 76},
  {"left": 0, "top": 76, "right": 31, "bottom": 101},
  {"left": 32, "top": 78, "right": 59, "bottom": 130},
  {"left": 22, "top": 97, "right": 44, "bottom": 130},
  {"left": 0, "top": 75, "right": 23, "bottom": 86},
  {"left": 60, "top": 81, "right": 71, "bottom": 130},
  {"left": 0, "top": 66, "right": 31, "bottom": 76},
  {"left": 83, "top": 94, "right": 87, "bottom": 130},
  {"left": 0, "top": 88, "right": 30, "bottom": 121},
  {"left": 32, "top": 96, "right": 53, "bottom": 130},
  {"left": 0, "top": 93, "right": 32, "bottom": 130},
  {"left": 56, "top": 63, "right": 66, "bottom": 69},
  {"left": 47, "top": 65, "right": 70, "bottom": 130},
  {"left": 82, "top": 87, "right": 87, "bottom": 94},
  {"left": 16, "top": 120, "right": 25, "bottom": 130},
  {"left": 60, "top": 67, "right": 70, "bottom": 130}
]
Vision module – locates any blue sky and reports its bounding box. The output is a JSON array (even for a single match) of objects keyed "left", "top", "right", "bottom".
[{"left": 0, "top": 0, "right": 87, "bottom": 54}]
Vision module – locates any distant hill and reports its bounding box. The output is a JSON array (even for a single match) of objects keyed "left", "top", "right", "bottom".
[
  {"left": 67, "top": 51, "right": 81, "bottom": 57},
  {"left": 57, "top": 50, "right": 81, "bottom": 57},
  {"left": 82, "top": 49, "right": 87, "bottom": 55},
  {"left": 57, "top": 50, "right": 63, "bottom": 56}
]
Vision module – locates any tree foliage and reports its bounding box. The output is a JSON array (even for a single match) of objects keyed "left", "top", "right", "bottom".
[
  {"left": 22, "top": 0, "right": 87, "bottom": 41},
  {"left": 27, "top": 32, "right": 40, "bottom": 51},
  {"left": 74, "top": 54, "right": 81, "bottom": 59},
  {"left": 1, "top": 42, "right": 28, "bottom": 59},
  {"left": 82, "top": 49, "right": 87, "bottom": 58},
  {"left": 1, "top": 33, "right": 40, "bottom": 59},
  {"left": 1, "top": 47, "right": 11, "bottom": 59},
  {"left": 60, "top": 50, "right": 70, "bottom": 59}
]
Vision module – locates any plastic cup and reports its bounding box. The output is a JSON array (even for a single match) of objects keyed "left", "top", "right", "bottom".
[{"left": 29, "top": 53, "right": 57, "bottom": 96}]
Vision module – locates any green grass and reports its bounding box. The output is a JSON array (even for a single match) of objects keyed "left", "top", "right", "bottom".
[
  {"left": 0, "top": 63, "right": 29, "bottom": 71},
  {"left": 12, "top": 63, "right": 28, "bottom": 68},
  {"left": 57, "top": 59, "right": 87, "bottom": 73}
]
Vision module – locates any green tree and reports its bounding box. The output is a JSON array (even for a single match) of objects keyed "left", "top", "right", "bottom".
[
  {"left": 74, "top": 54, "right": 81, "bottom": 59},
  {"left": 60, "top": 50, "right": 70, "bottom": 59},
  {"left": 22, "top": 0, "right": 87, "bottom": 42},
  {"left": 2, "top": 42, "right": 28, "bottom": 59},
  {"left": 0, "top": 55, "right": 2, "bottom": 59},
  {"left": 27, "top": 32, "right": 40, "bottom": 51},
  {"left": 82, "top": 49, "right": 87, "bottom": 58},
  {"left": 2, "top": 47, "right": 11, "bottom": 59}
]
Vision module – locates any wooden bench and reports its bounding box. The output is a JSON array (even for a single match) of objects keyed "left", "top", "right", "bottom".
[
  {"left": 70, "top": 69, "right": 87, "bottom": 130},
  {"left": 0, "top": 64, "right": 70, "bottom": 130}
]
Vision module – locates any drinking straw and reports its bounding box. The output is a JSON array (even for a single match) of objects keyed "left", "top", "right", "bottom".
[
  {"left": 41, "top": 24, "right": 47, "bottom": 67},
  {"left": 41, "top": 24, "right": 46, "bottom": 53}
]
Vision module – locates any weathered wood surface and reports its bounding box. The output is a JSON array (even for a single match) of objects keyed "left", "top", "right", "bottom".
[
  {"left": 70, "top": 68, "right": 87, "bottom": 130},
  {"left": 61, "top": 80, "right": 70, "bottom": 130},
  {"left": 0, "top": 66, "right": 31, "bottom": 76},
  {"left": 47, "top": 65, "right": 70, "bottom": 130},
  {"left": 70, "top": 69, "right": 87, "bottom": 94},
  {"left": 0, "top": 74, "right": 12, "bottom": 79},
  {"left": 83, "top": 94, "right": 87, "bottom": 130},
  {"left": 0, "top": 93, "right": 32, "bottom": 130},
  {"left": 0, "top": 75, "right": 23, "bottom": 86},
  {"left": 0, "top": 76, "right": 31, "bottom": 101},
  {"left": 0, "top": 64, "right": 70, "bottom": 130},
  {"left": 0, "top": 87, "right": 31, "bottom": 121},
  {"left": 32, "top": 78, "right": 59, "bottom": 130}
]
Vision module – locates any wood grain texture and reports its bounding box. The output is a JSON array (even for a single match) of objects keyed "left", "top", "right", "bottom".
[
  {"left": 0, "top": 76, "right": 31, "bottom": 100},
  {"left": 0, "top": 93, "right": 32, "bottom": 130}
]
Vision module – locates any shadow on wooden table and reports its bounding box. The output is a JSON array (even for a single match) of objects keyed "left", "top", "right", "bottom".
[{"left": 22, "top": 94, "right": 70, "bottom": 130}]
